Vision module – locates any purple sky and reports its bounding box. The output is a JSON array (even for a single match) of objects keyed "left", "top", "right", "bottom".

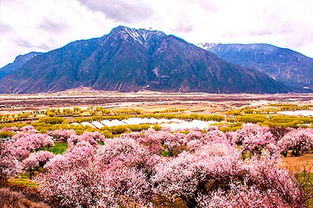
[{"left": 1, "top": 0, "right": 313, "bottom": 67}]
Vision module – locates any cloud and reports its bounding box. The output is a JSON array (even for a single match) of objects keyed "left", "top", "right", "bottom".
[
  {"left": 0, "top": 0, "right": 115, "bottom": 67},
  {"left": 183, "top": 0, "right": 218, "bottom": 12},
  {"left": 0, "top": 23, "right": 13, "bottom": 33},
  {"left": 14, "top": 39, "right": 34, "bottom": 48},
  {"left": 15, "top": 39, "right": 51, "bottom": 50},
  {"left": 173, "top": 18, "right": 193, "bottom": 33},
  {"left": 39, "top": 18, "right": 69, "bottom": 33},
  {"left": 77, "top": 0, "right": 153, "bottom": 23},
  {"left": 0, "top": 0, "right": 313, "bottom": 67},
  {"left": 174, "top": 23, "right": 193, "bottom": 33}
]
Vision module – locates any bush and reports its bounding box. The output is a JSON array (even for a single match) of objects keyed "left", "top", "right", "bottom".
[
  {"left": 39, "top": 117, "right": 65, "bottom": 125},
  {"left": 100, "top": 130, "right": 113, "bottom": 138},
  {"left": 0, "top": 131, "right": 15, "bottom": 138},
  {"left": 152, "top": 124, "right": 162, "bottom": 131},
  {"left": 127, "top": 124, "right": 150, "bottom": 132},
  {"left": 226, "top": 109, "right": 242, "bottom": 116},
  {"left": 0, "top": 186, "right": 50, "bottom": 208},
  {"left": 141, "top": 113, "right": 224, "bottom": 122},
  {"left": 109, "top": 126, "right": 128, "bottom": 134},
  {"left": 263, "top": 120, "right": 299, "bottom": 128},
  {"left": 153, "top": 109, "right": 185, "bottom": 114},
  {"left": 214, "top": 122, "right": 243, "bottom": 132},
  {"left": 113, "top": 109, "right": 141, "bottom": 115},
  {"left": 237, "top": 114, "right": 267, "bottom": 123}
]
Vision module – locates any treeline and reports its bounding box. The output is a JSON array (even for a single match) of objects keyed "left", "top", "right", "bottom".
[
  {"left": 227, "top": 104, "right": 311, "bottom": 116},
  {"left": 152, "top": 108, "right": 185, "bottom": 114},
  {"left": 140, "top": 113, "right": 225, "bottom": 122},
  {"left": 45, "top": 107, "right": 141, "bottom": 117},
  {"left": 235, "top": 114, "right": 313, "bottom": 128},
  {"left": 24, "top": 117, "right": 156, "bottom": 137},
  {"left": 0, "top": 112, "right": 37, "bottom": 123}
]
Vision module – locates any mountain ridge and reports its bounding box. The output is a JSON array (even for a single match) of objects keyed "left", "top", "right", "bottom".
[
  {"left": 199, "top": 43, "right": 313, "bottom": 90},
  {"left": 0, "top": 52, "right": 42, "bottom": 80},
  {"left": 0, "top": 26, "right": 289, "bottom": 94}
]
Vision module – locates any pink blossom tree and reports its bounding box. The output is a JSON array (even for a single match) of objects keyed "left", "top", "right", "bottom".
[
  {"left": 36, "top": 141, "right": 106, "bottom": 207},
  {"left": 197, "top": 184, "right": 297, "bottom": 208},
  {"left": 37, "top": 137, "right": 160, "bottom": 207},
  {"left": 21, "top": 151, "right": 54, "bottom": 178},
  {"left": 277, "top": 128, "right": 313, "bottom": 156},
  {"left": 228, "top": 124, "right": 276, "bottom": 155},
  {"left": 20, "top": 125, "right": 37, "bottom": 133},
  {"left": 38, "top": 162, "right": 113, "bottom": 207},
  {"left": 48, "top": 129, "right": 76, "bottom": 142},
  {"left": 186, "top": 129, "right": 228, "bottom": 151},
  {"left": 67, "top": 131, "right": 105, "bottom": 147},
  {"left": 0, "top": 126, "right": 19, "bottom": 132},
  {"left": 33, "top": 128, "right": 309, "bottom": 207},
  {"left": 10, "top": 132, "right": 54, "bottom": 160},
  {"left": 97, "top": 138, "right": 161, "bottom": 206},
  {"left": 0, "top": 142, "right": 20, "bottom": 182},
  {"left": 152, "top": 142, "right": 244, "bottom": 207},
  {"left": 243, "top": 153, "right": 305, "bottom": 207}
]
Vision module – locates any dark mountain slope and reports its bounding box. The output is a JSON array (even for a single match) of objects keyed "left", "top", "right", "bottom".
[
  {"left": 201, "top": 43, "right": 313, "bottom": 89},
  {"left": 0, "top": 52, "right": 42, "bottom": 80}
]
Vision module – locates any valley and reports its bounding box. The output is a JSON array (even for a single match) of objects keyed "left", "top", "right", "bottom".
[{"left": 1, "top": 0, "right": 313, "bottom": 207}]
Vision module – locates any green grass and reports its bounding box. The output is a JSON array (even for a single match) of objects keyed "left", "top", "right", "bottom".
[{"left": 47, "top": 142, "right": 68, "bottom": 154}]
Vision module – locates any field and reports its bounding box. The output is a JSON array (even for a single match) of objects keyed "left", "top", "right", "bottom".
[
  {"left": 1, "top": 91, "right": 313, "bottom": 113},
  {"left": 1, "top": 92, "right": 313, "bottom": 208}
]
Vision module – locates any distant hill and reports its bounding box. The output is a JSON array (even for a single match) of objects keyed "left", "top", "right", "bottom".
[
  {"left": 0, "top": 27, "right": 289, "bottom": 94},
  {"left": 0, "top": 52, "right": 42, "bottom": 80},
  {"left": 200, "top": 43, "right": 313, "bottom": 90}
]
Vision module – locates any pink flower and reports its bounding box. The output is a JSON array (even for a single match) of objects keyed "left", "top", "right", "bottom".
[
  {"left": 0, "top": 142, "right": 20, "bottom": 180},
  {"left": 277, "top": 128, "right": 313, "bottom": 156},
  {"left": 10, "top": 132, "right": 54, "bottom": 160},
  {"left": 48, "top": 129, "right": 76, "bottom": 142},
  {"left": 67, "top": 131, "right": 104, "bottom": 147}
]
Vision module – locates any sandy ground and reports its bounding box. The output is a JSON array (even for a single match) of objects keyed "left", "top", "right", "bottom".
[{"left": 283, "top": 154, "right": 313, "bottom": 173}]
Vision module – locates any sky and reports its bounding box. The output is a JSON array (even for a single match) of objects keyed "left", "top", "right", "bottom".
[{"left": 0, "top": 0, "right": 313, "bottom": 67}]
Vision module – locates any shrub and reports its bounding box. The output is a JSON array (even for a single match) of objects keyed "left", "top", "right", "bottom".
[
  {"left": 237, "top": 114, "right": 267, "bottom": 123},
  {"left": 263, "top": 120, "right": 299, "bottom": 128},
  {"left": 109, "top": 125, "right": 128, "bottom": 135},
  {"left": 152, "top": 124, "right": 162, "bottom": 131},
  {"left": 0, "top": 187, "right": 50, "bottom": 208},
  {"left": 128, "top": 124, "right": 150, "bottom": 132},
  {"left": 0, "top": 131, "right": 15, "bottom": 138},
  {"left": 39, "top": 117, "right": 65, "bottom": 125}
]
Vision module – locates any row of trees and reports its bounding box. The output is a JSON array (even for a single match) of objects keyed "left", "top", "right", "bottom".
[{"left": 227, "top": 104, "right": 310, "bottom": 116}]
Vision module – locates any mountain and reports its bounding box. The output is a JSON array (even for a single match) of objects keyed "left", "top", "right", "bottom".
[
  {"left": 0, "top": 52, "right": 42, "bottom": 80},
  {"left": 0, "top": 26, "right": 289, "bottom": 94},
  {"left": 200, "top": 43, "right": 313, "bottom": 89}
]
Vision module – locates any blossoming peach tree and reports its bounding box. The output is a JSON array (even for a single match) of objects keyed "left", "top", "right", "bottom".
[{"left": 0, "top": 125, "right": 312, "bottom": 207}]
